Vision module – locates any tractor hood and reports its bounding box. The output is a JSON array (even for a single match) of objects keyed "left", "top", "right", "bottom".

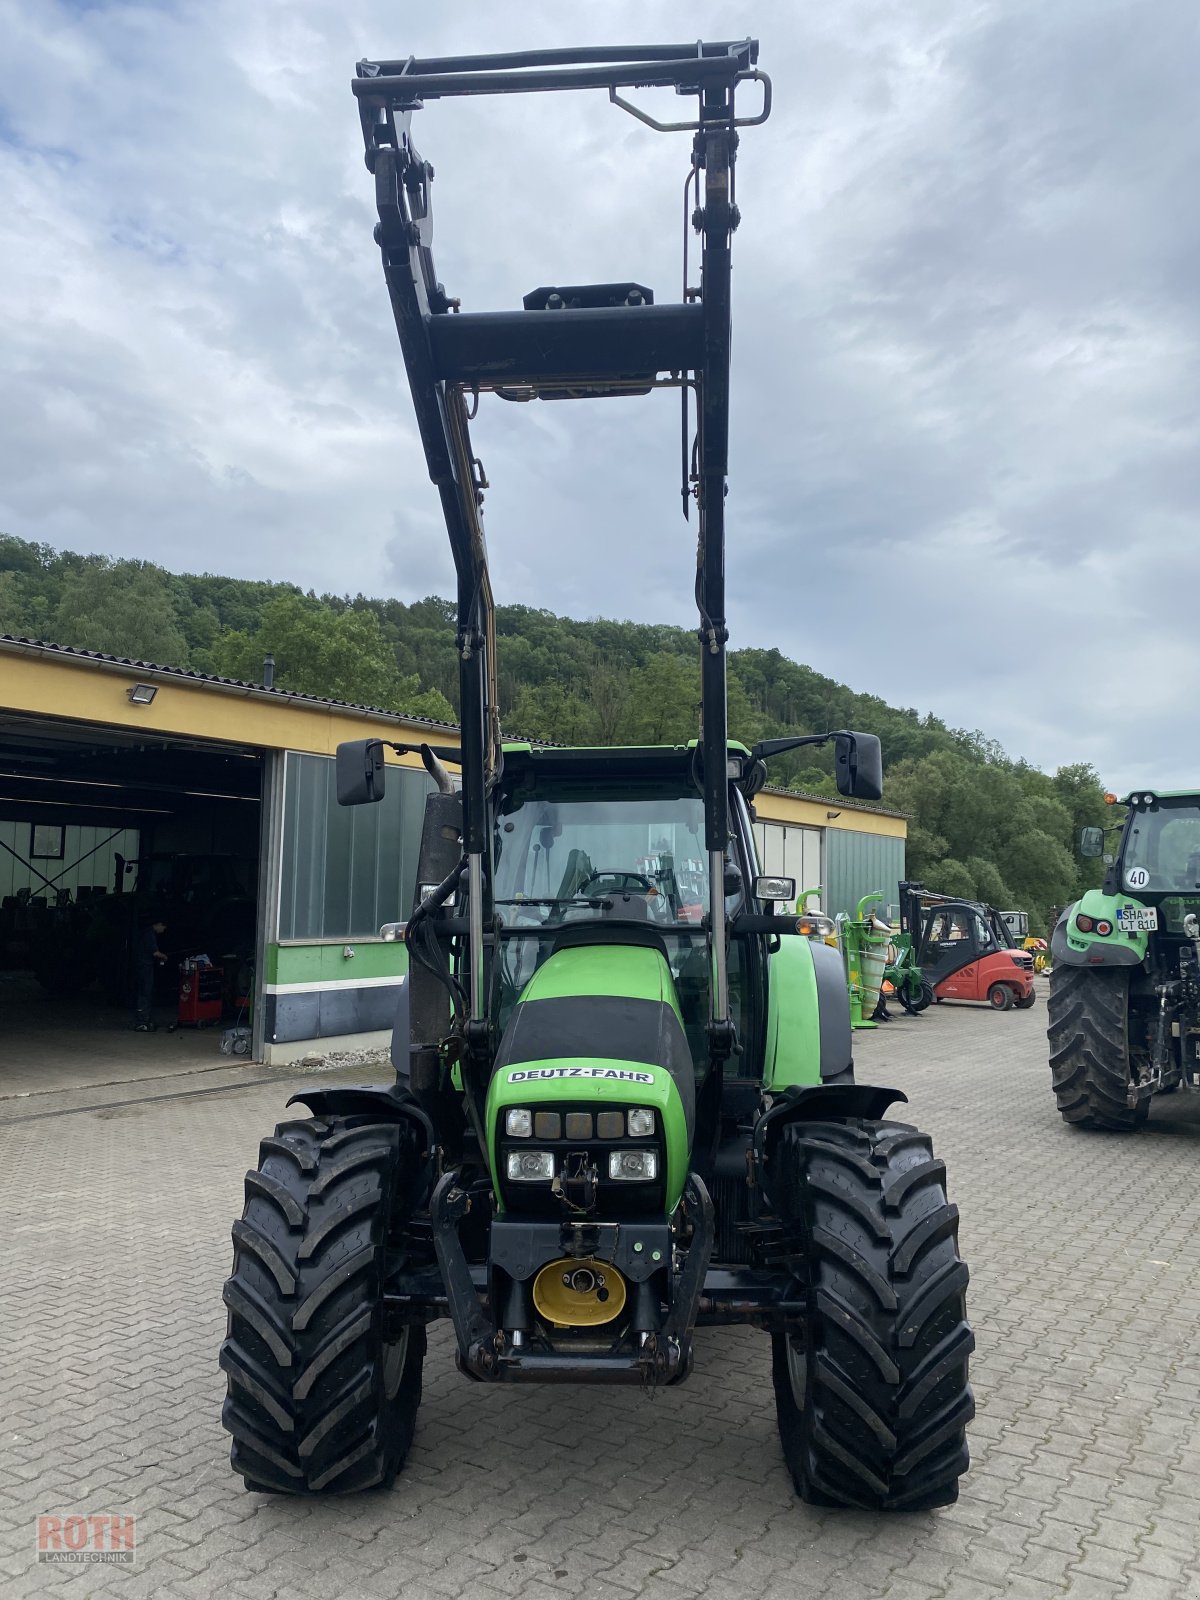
[{"left": 486, "top": 938, "right": 696, "bottom": 1212}]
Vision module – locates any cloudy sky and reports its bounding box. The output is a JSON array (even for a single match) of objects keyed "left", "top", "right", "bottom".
[{"left": 2, "top": 0, "right": 1197, "bottom": 791}]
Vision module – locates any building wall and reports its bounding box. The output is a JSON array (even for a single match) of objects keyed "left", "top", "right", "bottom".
[
  {"left": 0, "top": 645, "right": 454, "bottom": 760},
  {"left": 0, "top": 819, "right": 140, "bottom": 901},
  {"left": 263, "top": 938, "right": 408, "bottom": 1053},
  {"left": 261, "top": 751, "right": 431, "bottom": 1052},
  {"left": 753, "top": 820, "right": 823, "bottom": 908},
  {"left": 824, "top": 828, "right": 907, "bottom": 922},
  {"left": 752, "top": 791, "right": 907, "bottom": 918}
]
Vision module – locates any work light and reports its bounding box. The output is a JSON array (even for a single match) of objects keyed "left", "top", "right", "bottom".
[
  {"left": 507, "top": 1150, "right": 554, "bottom": 1181},
  {"left": 609, "top": 1150, "right": 657, "bottom": 1181}
]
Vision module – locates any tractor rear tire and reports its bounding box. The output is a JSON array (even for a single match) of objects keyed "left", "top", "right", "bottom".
[
  {"left": 221, "top": 1117, "right": 428, "bottom": 1494},
  {"left": 987, "top": 983, "right": 1014, "bottom": 1011},
  {"left": 1047, "top": 965, "right": 1147, "bottom": 1131},
  {"left": 768, "top": 1119, "right": 973, "bottom": 1511}
]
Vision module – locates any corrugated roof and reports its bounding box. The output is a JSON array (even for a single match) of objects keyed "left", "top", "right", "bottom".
[
  {"left": 760, "top": 784, "right": 909, "bottom": 821},
  {"left": 0, "top": 634, "right": 458, "bottom": 730}
]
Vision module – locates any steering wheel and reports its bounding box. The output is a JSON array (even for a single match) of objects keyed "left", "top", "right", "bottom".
[{"left": 578, "top": 871, "right": 656, "bottom": 896}]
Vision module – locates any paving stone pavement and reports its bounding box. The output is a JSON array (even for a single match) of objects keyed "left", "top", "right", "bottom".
[{"left": 4, "top": 978, "right": 1200, "bottom": 1599}]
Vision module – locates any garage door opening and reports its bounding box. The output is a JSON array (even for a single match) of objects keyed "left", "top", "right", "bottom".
[{"left": 0, "top": 713, "right": 263, "bottom": 1095}]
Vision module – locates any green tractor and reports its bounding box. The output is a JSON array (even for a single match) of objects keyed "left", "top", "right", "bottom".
[
  {"left": 220, "top": 41, "right": 972, "bottom": 1512},
  {"left": 1049, "top": 790, "right": 1200, "bottom": 1130}
]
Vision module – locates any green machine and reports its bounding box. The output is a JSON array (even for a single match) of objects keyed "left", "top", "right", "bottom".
[
  {"left": 840, "top": 894, "right": 889, "bottom": 1029},
  {"left": 879, "top": 912, "right": 935, "bottom": 1019},
  {"left": 220, "top": 41, "right": 972, "bottom": 1512},
  {"left": 839, "top": 895, "right": 933, "bottom": 1025},
  {"left": 1049, "top": 789, "right": 1200, "bottom": 1129}
]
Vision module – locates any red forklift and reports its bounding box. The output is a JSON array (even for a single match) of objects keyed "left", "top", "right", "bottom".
[{"left": 899, "top": 881, "right": 1036, "bottom": 1011}]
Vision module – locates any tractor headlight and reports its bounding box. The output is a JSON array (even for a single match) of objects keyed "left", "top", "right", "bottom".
[
  {"left": 506, "top": 1108, "right": 533, "bottom": 1137},
  {"left": 507, "top": 1150, "right": 555, "bottom": 1182},
  {"left": 609, "top": 1149, "right": 658, "bottom": 1181},
  {"left": 627, "top": 1108, "right": 655, "bottom": 1137}
]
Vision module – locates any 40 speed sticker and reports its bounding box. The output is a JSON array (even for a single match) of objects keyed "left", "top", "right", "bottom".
[{"left": 507, "top": 1066, "right": 655, "bottom": 1084}]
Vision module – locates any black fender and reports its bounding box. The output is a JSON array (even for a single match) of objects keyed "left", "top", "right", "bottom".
[
  {"left": 754, "top": 1083, "right": 907, "bottom": 1202},
  {"left": 286, "top": 1080, "right": 435, "bottom": 1152},
  {"left": 1050, "top": 908, "right": 1144, "bottom": 969}
]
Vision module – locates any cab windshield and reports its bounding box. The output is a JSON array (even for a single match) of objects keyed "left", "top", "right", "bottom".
[
  {"left": 491, "top": 774, "right": 754, "bottom": 1069},
  {"left": 493, "top": 779, "right": 709, "bottom": 927},
  {"left": 1122, "top": 800, "right": 1200, "bottom": 892}
]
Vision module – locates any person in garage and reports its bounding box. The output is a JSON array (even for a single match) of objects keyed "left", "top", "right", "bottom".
[{"left": 132, "top": 913, "right": 169, "bottom": 1031}]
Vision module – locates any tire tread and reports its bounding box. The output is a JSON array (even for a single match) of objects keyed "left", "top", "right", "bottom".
[{"left": 770, "top": 1118, "right": 973, "bottom": 1511}]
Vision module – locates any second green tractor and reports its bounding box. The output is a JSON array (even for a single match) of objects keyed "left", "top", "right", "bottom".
[{"left": 1050, "top": 789, "right": 1200, "bottom": 1129}]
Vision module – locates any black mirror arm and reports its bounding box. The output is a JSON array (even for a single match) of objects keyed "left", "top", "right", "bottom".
[
  {"left": 748, "top": 732, "right": 838, "bottom": 763},
  {"left": 378, "top": 740, "right": 462, "bottom": 766}
]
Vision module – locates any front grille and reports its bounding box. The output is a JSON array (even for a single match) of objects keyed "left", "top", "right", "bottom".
[
  {"left": 496, "top": 1100, "right": 666, "bottom": 1216},
  {"left": 710, "top": 1173, "right": 753, "bottom": 1264}
]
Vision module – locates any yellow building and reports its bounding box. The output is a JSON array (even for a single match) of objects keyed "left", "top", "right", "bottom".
[{"left": 0, "top": 636, "right": 905, "bottom": 1062}]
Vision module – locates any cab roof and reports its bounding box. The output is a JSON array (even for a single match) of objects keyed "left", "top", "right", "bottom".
[{"left": 500, "top": 742, "right": 748, "bottom": 782}]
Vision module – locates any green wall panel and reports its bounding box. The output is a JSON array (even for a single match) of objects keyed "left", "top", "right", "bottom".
[
  {"left": 824, "top": 829, "right": 906, "bottom": 921},
  {"left": 266, "top": 940, "right": 408, "bottom": 987}
]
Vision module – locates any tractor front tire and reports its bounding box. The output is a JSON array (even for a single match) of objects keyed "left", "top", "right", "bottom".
[
  {"left": 1047, "top": 965, "right": 1147, "bottom": 1131},
  {"left": 769, "top": 1119, "right": 973, "bottom": 1511},
  {"left": 221, "top": 1117, "right": 427, "bottom": 1494}
]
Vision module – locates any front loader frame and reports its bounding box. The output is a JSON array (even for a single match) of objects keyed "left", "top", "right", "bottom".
[{"left": 352, "top": 43, "right": 768, "bottom": 1099}]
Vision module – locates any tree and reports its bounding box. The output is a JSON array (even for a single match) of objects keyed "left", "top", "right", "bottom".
[
  {"left": 0, "top": 531, "right": 1120, "bottom": 920},
  {"left": 626, "top": 654, "right": 700, "bottom": 745},
  {"left": 965, "top": 857, "right": 1015, "bottom": 911},
  {"left": 208, "top": 592, "right": 435, "bottom": 714},
  {"left": 936, "top": 859, "right": 976, "bottom": 899},
  {"left": 53, "top": 560, "right": 191, "bottom": 665},
  {"left": 510, "top": 680, "right": 592, "bottom": 744}
]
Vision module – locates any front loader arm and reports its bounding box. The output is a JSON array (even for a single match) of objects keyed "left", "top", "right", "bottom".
[{"left": 352, "top": 43, "right": 770, "bottom": 1071}]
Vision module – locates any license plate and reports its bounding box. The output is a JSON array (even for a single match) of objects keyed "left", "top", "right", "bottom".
[{"left": 1116, "top": 906, "right": 1158, "bottom": 933}]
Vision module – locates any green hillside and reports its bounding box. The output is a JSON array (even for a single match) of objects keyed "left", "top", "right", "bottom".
[{"left": 0, "top": 533, "right": 1109, "bottom": 931}]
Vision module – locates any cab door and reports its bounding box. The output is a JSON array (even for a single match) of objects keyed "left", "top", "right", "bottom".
[
  {"left": 920, "top": 906, "right": 978, "bottom": 997},
  {"left": 962, "top": 911, "right": 1000, "bottom": 999}
]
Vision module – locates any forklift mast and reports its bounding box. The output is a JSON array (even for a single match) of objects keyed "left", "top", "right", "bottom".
[{"left": 352, "top": 43, "right": 771, "bottom": 1046}]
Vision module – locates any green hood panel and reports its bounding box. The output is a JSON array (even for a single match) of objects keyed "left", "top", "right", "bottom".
[
  {"left": 763, "top": 934, "right": 853, "bottom": 1089},
  {"left": 520, "top": 943, "right": 683, "bottom": 1015},
  {"left": 489, "top": 939, "right": 695, "bottom": 1212}
]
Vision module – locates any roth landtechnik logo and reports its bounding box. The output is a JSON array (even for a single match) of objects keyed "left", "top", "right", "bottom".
[{"left": 37, "top": 1513, "right": 137, "bottom": 1565}]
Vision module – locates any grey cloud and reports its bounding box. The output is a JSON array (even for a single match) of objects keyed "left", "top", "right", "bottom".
[{"left": 0, "top": 0, "right": 1197, "bottom": 790}]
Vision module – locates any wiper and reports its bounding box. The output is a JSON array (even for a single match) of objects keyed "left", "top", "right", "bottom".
[{"left": 494, "top": 896, "right": 613, "bottom": 909}]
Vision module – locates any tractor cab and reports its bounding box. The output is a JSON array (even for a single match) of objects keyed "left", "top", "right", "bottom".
[{"left": 490, "top": 745, "right": 739, "bottom": 1066}]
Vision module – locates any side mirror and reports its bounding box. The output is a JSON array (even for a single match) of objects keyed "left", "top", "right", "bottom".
[
  {"left": 834, "top": 732, "right": 883, "bottom": 801},
  {"left": 723, "top": 861, "right": 744, "bottom": 898},
  {"left": 1079, "top": 826, "right": 1104, "bottom": 858},
  {"left": 336, "top": 739, "right": 386, "bottom": 806}
]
